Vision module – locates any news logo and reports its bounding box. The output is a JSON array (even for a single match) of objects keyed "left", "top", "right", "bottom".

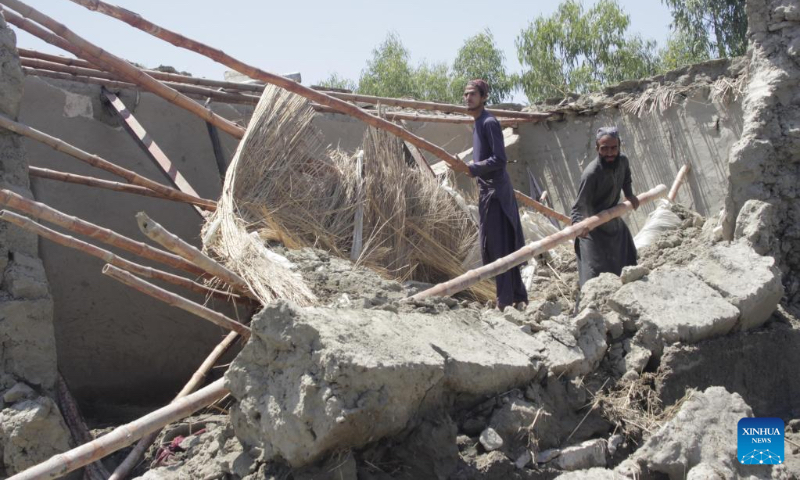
[{"left": 738, "top": 417, "right": 783, "bottom": 465}]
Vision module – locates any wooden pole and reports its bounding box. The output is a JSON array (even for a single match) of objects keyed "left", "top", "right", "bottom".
[
  {"left": 0, "top": 0, "right": 247, "bottom": 139},
  {"left": 18, "top": 47, "right": 94, "bottom": 68},
  {"left": 0, "top": 113, "right": 217, "bottom": 210},
  {"left": 409, "top": 185, "right": 668, "bottom": 300},
  {"left": 29, "top": 166, "right": 179, "bottom": 202},
  {"left": 514, "top": 191, "right": 572, "bottom": 225},
  {"left": 7, "top": 378, "right": 228, "bottom": 480},
  {"left": 0, "top": 189, "right": 206, "bottom": 277},
  {"left": 63, "top": 0, "right": 474, "bottom": 174},
  {"left": 0, "top": 210, "right": 241, "bottom": 302},
  {"left": 312, "top": 103, "right": 519, "bottom": 126},
  {"left": 110, "top": 330, "right": 240, "bottom": 480},
  {"left": 136, "top": 212, "right": 252, "bottom": 296},
  {"left": 102, "top": 89, "right": 206, "bottom": 216},
  {"left": 102, "top": 264, "right": 251, "bottom": 337},
  {"left": 667, "top": 164, "right": 691, "bottom": 203}
]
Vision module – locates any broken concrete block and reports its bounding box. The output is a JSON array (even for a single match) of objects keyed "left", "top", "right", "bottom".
[
  {"left": 479, "top": 427, "right": 503, "bottom": 452},
  {"left": 619, "top": 386, "right": 765, "bottom": 480},
  {"left": 608, "top": 268, "right": 740, "bottom": 344},
  {"left": 0, "top": 396, "right": 72, "bottom": 475},
  {"left": 602, "top": 310, "right": 625, "bottom": 339},
  {"left": 580, "top": 273, "right": 622, "bottom": 307},
  {"left": 555, "top": 438, "right": 607, "bottom": 471},
  {"left": 226, "top": 301, "right": 544, "bottom": 467},
  {"left": 2, "top": 382, "right": 35, "bottom": 404},
  {"left": 734, "top": 199, "right": 776, "bottom": 255},
  {"left": 531, "top": 312, "right": 607, "bottom": 378},
  {"left": 620, "top": 265, "right": 649, "bottom": 284},
  {"left": 688, "top": 242, "right": 783, "bottom": 331}
]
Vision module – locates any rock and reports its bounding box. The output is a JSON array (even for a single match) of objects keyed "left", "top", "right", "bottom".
[
  {"left": 602, "top": 311, "right": 625, "bottom": 339},
  {"left": 686, "top": 462, "right": 735, "bottom": 480},
  {"left": 479, "top": 427, "right": 504, "bottom": 452},
  {"left": 536, "top": 448, "right": 561, "bottom": 464},
  {"left": 734, "top": 199, "right": 776, "bottom": 255},
  {"left": 620, "top": 265, "right": 649, "bottom": 284},
  {"left": 554, "top": 468, "right": 623, "bottom": 479},
  {"left": 532, "top": 312, "right": 607, "bottom": 377},
  {"left": 488, "top": 398, "right": 536, "bottom": 455},
  {"left": 515, "top": 450, "right": 532, "bottom": 469},
  {"left": 607, "top": 435, "right": 624, "bottom": 456},
  {"left": 608, "top": 268, "right": 740, "bottom": 343},
  {"left": 622, "top": 341, "right": 650, "bottom": 374},
  {"left": 2, "top": 382, "right": 35, "bottom": 403},
  {"left": 0, "top": 396, "right": 72, "bottom": 475},
  {"left": 688, "top": 243, "right": 783, "bottom": 331},
  {"left": 554, "top": 439, "right": 607, "bottom": 471},
  {"left": 619, "top": 386, "right": 772, "bottom": 479},
  {"left": 580, "top": 273, "right": 623, "bottom": 308},
  {"left": 225, "top": 301, "right": 545, "bottom": 467}
]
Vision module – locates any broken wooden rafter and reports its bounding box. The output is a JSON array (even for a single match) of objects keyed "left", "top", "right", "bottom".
[
  {"left": 0, "top": 0, "right": 246, "bottom": 139},
  {"left": 668, "top": 164, "right": 691, "bottom": 202},
  {"left": 0, "top": 113, "right": 217, "bottom": 210},
  {"left": 514, "top": 191, "right": 572, "bottom": 225},
  {"left": 136, "top": 212, "right": 253, "bottom": 296},
  {"left": 102, "top": 89, "right": 206, "bottom": 216},
  {"left": 409, "top": 184, "right": 668, "bottom": 300},
  {"left": 7, "top": 378, "right": 229, "bottom": 480},
  {"left": 0, "top": 189, "right": 206, "bottom": 277},
  {"left": 103, "top": 264, "right": 251, "bottom": 337},
  {"left": 29, "top": 166, "right": 178, "bottom": 203},
  {"left": 63, "top": 0, "right": 473, "bottom": 174},
  {"left": 111, "top": 329, "right": 241, "bottom": 480},
  {"left": 312, "top": 103, "right": 519, "bottom": 126},
  {"left": 0, "top": 210, "right": 242, "bottom": 302}
]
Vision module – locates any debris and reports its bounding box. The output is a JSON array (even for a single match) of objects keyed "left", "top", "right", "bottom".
[
  {"left": 554, "top": 438, "right": 607, "bottom": 471},
  {"left": 479, "top": 427, "right": 504, "bottom": 452}
]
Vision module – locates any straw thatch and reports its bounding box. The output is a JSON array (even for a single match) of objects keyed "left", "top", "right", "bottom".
[{"left": 204, "top": 84, "right": 494, "bottom": 303}]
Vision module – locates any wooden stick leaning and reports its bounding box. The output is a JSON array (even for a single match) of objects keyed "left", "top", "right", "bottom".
[
  {"left": 102, "top": 264, "right": 251, "bottom": 338},
  {"left": 63, "top": 0, "right": 472, "bottom": 173},
  {"left": 667, "top": 164, "right": 691, "bottom": 202},
  {"left": 409, "top": 184, "right": 668, "bottom": 301},
  {"left": 110, "top": 330, "right": 240, "bottom": 480},
  {"left": 0, "top": 0, "right": 246, "bottom": 139},
  {"left": 136, "top": 212, "right": 252, "bottom": 296},
  {"left": 514, "top": 191, "right": 572, "bottom": 225},
  {"left": 0, "top": 113, "right": 217, "bottom": 210},
  {"left": 0, "top": 189, "right": 206, "bottom": 277},
  {"left": 0, "top": 210, "right": 242, "bottom": 302},
  {"left": 7, "top": 378, "right": 229, "bottom": 480},
  {"left": 29, "top": 166, "right": 178, "bottom": 202}
]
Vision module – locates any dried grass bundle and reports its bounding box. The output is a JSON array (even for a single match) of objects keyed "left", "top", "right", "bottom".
[
  {"left": 622, "top": 85, "right": 689, "bottom": 117},
  {"left": 205, "top": 84, "right": 493, "bottom": 303}
]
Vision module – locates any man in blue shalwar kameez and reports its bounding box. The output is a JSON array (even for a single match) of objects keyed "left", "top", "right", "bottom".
[{"left": 462, "top": 79, "right": 528, "bottom": 310}]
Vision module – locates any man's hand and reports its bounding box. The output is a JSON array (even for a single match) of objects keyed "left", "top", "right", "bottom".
[
  {"left": 455, "top": 161, "right": 473, "bottom": 177},
  {"left": 578, "top": 226, "right": 590, "bottom": 238},
  {"left": 626, "top": 195, "right": 640, "bottom": 210}
]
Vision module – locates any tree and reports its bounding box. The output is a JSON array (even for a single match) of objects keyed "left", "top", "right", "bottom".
[
  {"left": 413, "top": 61, "right": 459, "bottom": 103},
  {"left": 315, "top": 72, "right": 357, "bottom": 91},
  {"left": 452, "top": 29, "right": 516, "bottom": 104},
  {"left": 358, "top": 32, "right": 416, "bottom": 98},
  {"left": 658, "top": 31, "right": 711, "bottom": 71},
  {"left": 516, "top": 0, "right": 661, "bottom": 103},
  {"left": 662, "top": 0, "right": 747, "bottom": 59}
]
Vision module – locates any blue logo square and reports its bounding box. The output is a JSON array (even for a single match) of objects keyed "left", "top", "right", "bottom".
[{"left": 738, "top": 417, "right": 784, "bottom": 465}]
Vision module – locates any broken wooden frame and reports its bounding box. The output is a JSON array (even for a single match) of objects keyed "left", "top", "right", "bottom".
[
  {"left": 7, "top": 378, "right": 229, "bottom": 480},
  {"left": 29, "top": 166, "right": 179, "bottom": 203},
  {"left": 409, "top": 184, "right": 668, "bottom": 300}
]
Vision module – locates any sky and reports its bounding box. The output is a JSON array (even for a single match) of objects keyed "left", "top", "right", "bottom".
[{"left": 9, "top": 0, "right": 675, "bottom": 104}]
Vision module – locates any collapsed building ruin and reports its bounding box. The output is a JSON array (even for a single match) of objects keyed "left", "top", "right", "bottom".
[{"left": 0, "top": 0, "right": 799, "bottom": 478}]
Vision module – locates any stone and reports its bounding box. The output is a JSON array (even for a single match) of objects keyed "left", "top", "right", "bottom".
[
  {"left": 226, "top": 301, "right": 546, "bottom": 467},
  {"left": 488, "top": 398, "right": 536, "bottom": 455},
  {"left": 734, "top": 199, "right": 777, "bottom": 255},
  {"left": 536, "top": 448, "right": 561, "bottom": 464},
  {"left": 554, "top": 439, "right": 607, "bottom": 471},
  {"left": 688, "top": 243, "right": 783, "bottom": 331},
  {"left": 602, "top": 310, "right": 625, "bottom": 339},
  {"left": 607, "top": 435, "right": 624, "bottom": 456},
  {"left": 479, "top": 427, "right": 504, "bottom": 452},
  {"left": 608, "top": 268, "right": 740, "bottom": 344},
  {"left": 622, "top": 342, "right": 650, "bottom": 374},
  {"left": 531, "top": 312, "right": 607, "bottom": 378},
  {"left": 620, "top": 265, "right": 649, "bottom": 284},
  {"left": 0, "top": 396, "right": 72, "bottom": 475},
  {"left": 580, "top": 273, "right": 622, "bottom": 308},
  {"left": 515, "top": 450, "right": 532, "bottom": 469},
  {"left": 686, "top": 462, "right": 736, "bottom": 480},
  {"left": 2, "top": 382, "right": 35, "bottom": 403},
  {"left": 619, "top": 386, "right": 773, "bottom": 479}
]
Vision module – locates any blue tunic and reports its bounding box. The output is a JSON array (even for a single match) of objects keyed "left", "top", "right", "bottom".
[
  {"left": 468, "top": 110, "right": 527, "bottom": 306},
  {"left": 571, "top": 154, "right": 638, "bottom": 287}
]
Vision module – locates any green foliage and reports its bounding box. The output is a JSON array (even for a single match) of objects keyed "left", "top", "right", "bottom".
[
  {"left": 316, "top": 72, "right": 357, "bottom": 91},
  {"left": 658, "top": 31, "right": 711, "bottom": 70},
  {"left": 358, "top": 32, "right": 417, "bottom": 99},
  {"left": 452, "top": 29, "right": 516, "bottom": 103},
  {"left": 662, "top": 0, "right": 747, "bottom": 59},
  {"left": 414, "top": 61, "right": 459, "bottom": 103},
  {"left": 516, "top": 0, "right": 661, "bottom": 103}
]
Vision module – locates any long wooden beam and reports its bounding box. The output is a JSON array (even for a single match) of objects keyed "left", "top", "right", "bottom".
[
  {"left": 668, "top": 164, "right": 691, "bottom": 202},
  {"left": 514, "top": 191, "right": 572, "bottom": 224},
  {"left": 29, "top": 166, "right": 178, "bottom": 203},
  {"left": 102, "top": 89, "right": 206, "bottom": 216},
  {"left": 409, "top": 185, "right": 668, "bottom": 300},
  {"left": 0, "top": 210, "right": 241, "bottom": 302},
  {"left": 0, "top": 0, "right": 246, "bottom": 139},
  {"left": 63, "top": 0, "right": 473, "bottom": 174},
  {"left": 0, "top": 189, "right": 207, "bottom": 277},
  {"left": 7, "top": 378, "right": 228, "bottom": 480},
  {"left": 0, "top": 113, "right": 217, "bottom": 210}
]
